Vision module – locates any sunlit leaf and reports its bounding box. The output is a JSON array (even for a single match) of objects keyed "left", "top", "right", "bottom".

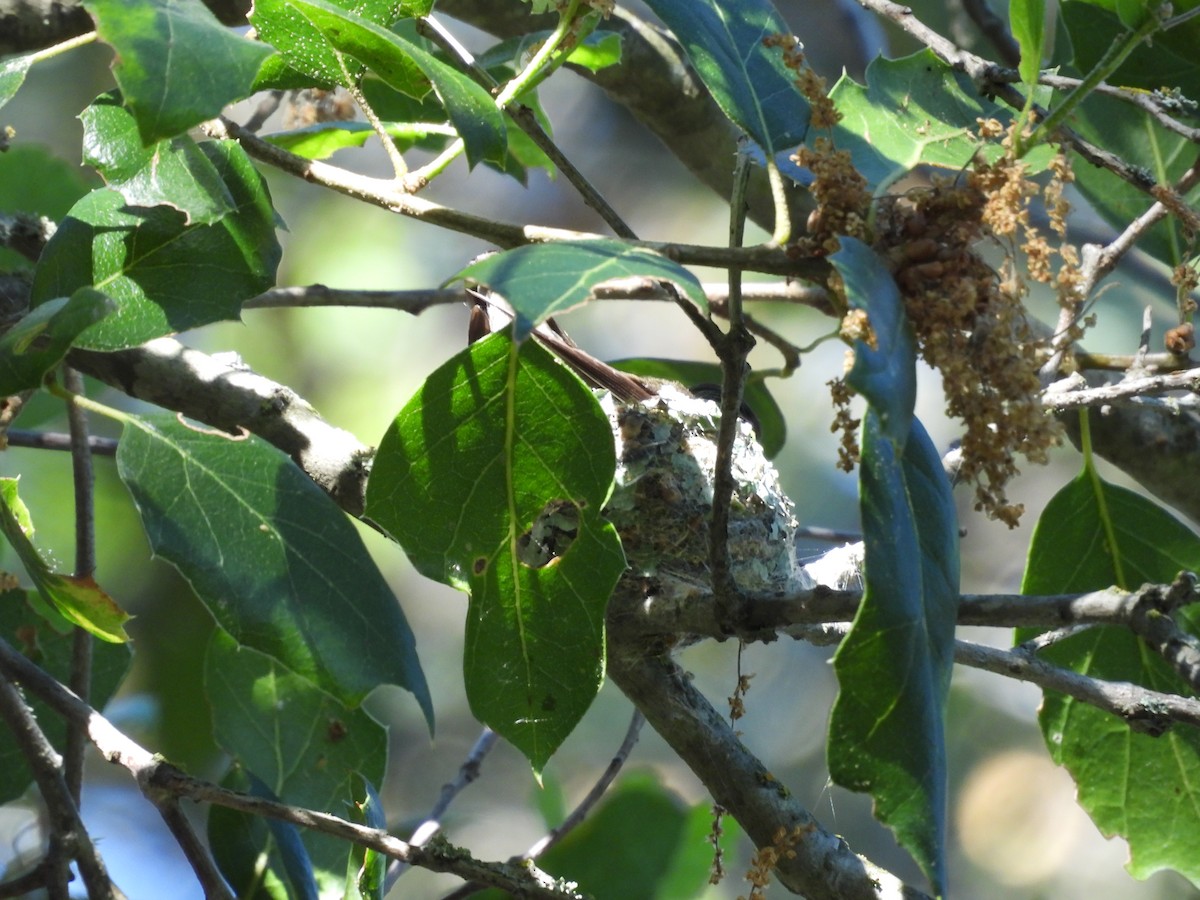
[
  {"left": 1011, "top": 0, "right": 1047, "bottom": 87},
  {"left": 366, "top": 331, "right": 624, "bottom": 771},
  {"left": 117, "top": 414, "right": 431, "bottom": 719}
]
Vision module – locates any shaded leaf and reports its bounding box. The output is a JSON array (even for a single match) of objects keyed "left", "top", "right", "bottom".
[
  {"left": 31, "top": 141, "right": 280, "bottom": 351},
  {"left": 608, "top": 357, "right": 787, "bottom": 459},
  {"left": 117, "top": 414, "right": 431, "bottom": 719},
  {"left": 1011, "top": 0, "right": 1047, "bottom": 87},
  {"left": 0, "top": 289, "right": 114, "bottom": 395},
  {"left": 828, "top": 413, "right": 959, "bottom": 896},
  {"left": 0, "top": 479, "right": 131, "bottom": 642},
  {"left": 343, "top": 776, "right": 386, "bottom": 900},
  {"left": 281, "top": 0, "right": 506, "bottom": 168},
  {"left": 205, "top": 630, "right": 387, "bottom": 896},
  {"left": 833, "top": 237, "right": 915, "bottom": 444},
  {"left": 641, "top": 0, "right": 810, "bottom": 153},
  {"left": 1020, "top": 462, "right": 1200, "bottom": 886},
  {"left": 0, "top": 589, "right": 132, "bottom": 803},
  {"left": 0, "top": 51, "right": 33, "bottom": 111},
  {"left": 81, "top": 91, "right": 236, "bottom": 225},
  {"left": 366, "top": 331, "right": 624, "bottom": 771},
  {"left": 452, "top": 240, "right": 707, "bottom": 341},
  {"left": 85, "top": 0, "right": 271, "bottom": 144}
]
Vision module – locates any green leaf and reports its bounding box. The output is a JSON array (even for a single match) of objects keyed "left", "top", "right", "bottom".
[
  {"left": 833, "top": 237, "right": 915, "bottom": 444},
  {"left": 343, "top": 776, "right": 386, "bottom": 900},
  {"left": 0, "top": 589, "right": 132, "bottom": 802},
  {"left": 0, "top": 145, "right": 94, "bottom": 220},
  {"left": 117, "top": 414, "right": 431, "bottom": 718},
  {"left": 1011, "top": 0, "right": 1048, "bottom": 87},
  {"left": 251, "top": 0, "right": 411, "bottom": 90},
  {"left": 80, "top": 91, "right": 236, "bottom": 225},
  {"left": 1068, "top": 92, "right": 1200, "bottom": 268},
  {"left": 608, "top": 357, "right": 787, "bottom": 459},
  {"left": 0, "top": 51, "right": 34, "bottom": 111},
  {"left": 828, "top": 413, "right": 959, "bottom": 896},
  {"left": 30, "top": 141, "right": 280, "bottom": 351},
  {"left": 264, "top": 120, "right": 453, "bottom": 159},
  {"left": 365, "top": 331, "right": 625, "bottom": 772},
  {"left": 0, "top": 289, "right": 114, "bottom": 395},
  {"left": 478, "top": 772, "right": 742, "bottom": 900},
  {"left": 452, "top": 239, "right": 708, "bottom": 341},
  {"left": 828, "top": 50, "right": 1008, "bottom": 193},
  {"left": 279, "top": 0, "right": 507, "bottom": 168},
  {"left": 0, "top": 478, "right": 132, "bottom": 643},
  {"left": 205, "top": 630, "right": 386, "bottom": 896},
  {"left": 478, "top": 29, "right": 622, "bottom": 76},
  {"left": 1062, "top": 0, "right": 1200, "bottom": 97},
  {"left": 1020, "top": 462, "right": 1200, "bottom": 886},
  {"left": 84, "top": 0, "right": 271, "bottom": 144},
  {"left": 640, "top": 0, "right": 810, "bottom": 153}
]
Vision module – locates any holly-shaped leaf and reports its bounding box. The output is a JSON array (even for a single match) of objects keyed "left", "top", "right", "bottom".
[
  {"left": 0, "top": 478, "right": 131, "bottom": 642},
  {"left": 451, "top": 240, "right": 708, "bottom": 341},
  {"left": 641, "top": 0, "right": 811, "bottom": 153},
  {"left": 117, "top": 414, "right": 431, "bottom": 720},
  {"left": 0, "top": 289, "right": 114, "bottom": 395},
  {"left": 30, "top": 140, "right": 280, "bottom": 351},
  {"left": 366, "top": 330, "right": 625, "bottom": 772},
  {"left": 81, "top": 91, "right": 236, "bottom": 225},
  {"left": 1021, "top": 457, "right": 1200, "bottom": 887},
  {"left": 85, "top": 0, "right": 271, "bottom": 144}
]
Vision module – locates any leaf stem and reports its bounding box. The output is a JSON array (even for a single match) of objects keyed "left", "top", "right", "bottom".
[
  {"left": 45, "top": 382, "right": 134, "bottom": 426},
  {"left": 337, "top": 51, "right": 408, "bottom": 180},
  {"left": 1018, "top": 5, "right": 1168, "bottom": 156},
  {"left": 22, "top": 30, "right": 97, "bottom": 64},
  {"left": 766, "top": 158, "right": 791, "bottom": 247}
]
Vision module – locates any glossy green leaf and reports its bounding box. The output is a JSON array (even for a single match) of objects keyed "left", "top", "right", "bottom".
[
  {"left": 478, "top": 29, "right": 622, "bottom": 76},
  {"left": 641, "top": 0, "right": 810, "bottom": 153},
  {"left": 30, "top": 142, "right": 280, "bottom": 351},
  {"left": 1069, "top": 92, "right": 1200, "bottom": 268},
  {"left": 452, "top": 239, "right": 707, "bottom": 341},
  {"left": 1062, "top": 0, "right": 1200, "bottom": 97},
  {"left": 1020, "top": 462, "right": 1200, "bottom": 886},
  {"left": 828, "top": 50, "right": 1006, "bottom": 193},
  {"left": 1011, "top": 0, "right": 1047, "bottom": 87},
  {"left": 0, "top": 589, "right": 132, "bottom": 803},
  {"left": 80, "top": 91, "right": 235, "bottom": 225},
  {"left": 0, "top": 51, "right": 33, "bottom": 111},
  {"left": 608, "top": 357, "right": 787, "bottom": 459},
  {"left": 264, "top": 120, "right": 453, "bottom": 159},
  {"left": 365, "top": 331, "right": 624, "bottom": 772},
  {"left": 833, "top": 237, "right": 915, "bottom": 444},
  {"left": 205, "top": 630, "right": 386, "bottom": 896},
  {"left": 117, "top": 414, "right": 431, "bottom": 719},
  {"left": 84, "top": 0, "right": 270, "bottom": 144},
  {"left": 251, "top": 0, "right": 411, "bottom": 90},
  {"left": 0, "top": 479, "right": 132, "bottom": 643},
  {"left": 280, "top": 0, "right": 506, "bottom": 168},
  {"left": 343, "top": 776, "right": 386, "bottom": 900},
  {"left": 0, "top": 289, "right": 114, "bottom": 395}
]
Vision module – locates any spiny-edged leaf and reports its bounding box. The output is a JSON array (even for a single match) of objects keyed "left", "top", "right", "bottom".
[
  {"left": 84, "top": 0, "right": 270, "bottom": 144},
  {"left": 251, "top": 0, "right": 411, "bottom": 90},
  {"left": 1062, "top": 0, "right": 1200, "bottom": 98},
  {"left": 343, "top": 775, "right": 386, "bottom": 900},
  {"left": 0, "top": 589, "right": 132, "bottom": 803},
  {"left": 366, "top": 331, "right": 625, "bottom": 772},
  {"left": 1011, "top": 0, "right": 1047, "bottom": 87},
  {"left": 30, "top": 142, "right": 280, "bottom": 351},
  {"left": 0, "top": 479, "right": 132, "bottom": 642},
  {"left": 80, "top": 91, "right": 236, "bottom": 225},
  {"left": 0, "top": 289, "right": 114, "bottom": 395},
  {"left": 205, "top": 630, "right": 386, "bottom": 896},
  {"left": 833, "top": 237, "right": 915, "bottom": 445},
  {"left": 0, "top": 50, "right": 33, "bottom": 111},
  {"left": 117, "top": 414, "right": 431, "bottom": 719},
  {"left": 828, "top": 50, "right": 1007, "bottom": 193},
  {"left": 829, "top": 413, "right": 959, "bottom": 896},
  {"left": 1020, "top": 463, "right": 1200, "bottom": 886},
  {"left": 452, "top": 240, "right": 707, "bottom": 341},
  {"left": 609, "top": 357, "right": 787, "bottom": 459},
  {"left": 280, "top": 0, "right": 506, "bottom": 168},
  {"left": 1069, "top": 92, "right": 1200, "bottom": 268},
  {"left": 641, "top": 0, "right": 810, "bottom": 153},
  {"left": 477, "top": 771, "right": 743, "bottom": 900}
]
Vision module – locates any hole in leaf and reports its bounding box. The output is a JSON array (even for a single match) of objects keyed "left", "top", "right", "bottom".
[
  {"left": 516, "top": 499, "right": 580, "bottom": 568},
  {"left": 472, "top": 557, "right": 488, "bottom": 575}
]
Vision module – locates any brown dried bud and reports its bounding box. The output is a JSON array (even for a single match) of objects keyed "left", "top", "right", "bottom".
[{"left": 1165, "top": 322, "right": 1195, "bottom": 355}]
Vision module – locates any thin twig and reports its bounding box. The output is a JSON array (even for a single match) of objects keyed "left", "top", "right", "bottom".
[
  {"left": 154, "top": 800, "right": 234, "bottom": 900},
  {"left": 1044, "top": 367, "right": 1200, "bottom": 409},
  {"left": 5, "top": 431, "right": 119, "bottom": 455}
]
